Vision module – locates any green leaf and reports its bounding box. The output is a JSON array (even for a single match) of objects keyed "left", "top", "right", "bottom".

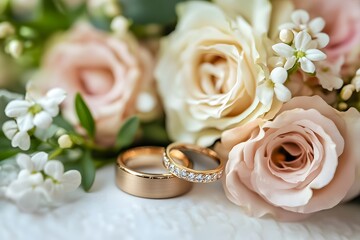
[
  {"left": 119, "top": 0, "right": 187, "bottom": 25},
  {"left": 75, "top": 93, "right": 95, "bottom": 138},
  {"left": 0, "top": 149, "right": 20, "bottom": 161},
  {"left": 79, "top": 150, "right": 96, "bottom": 192},
  {"left": 53, "top": 115, "right": 75, "bottom": 132},
  {"left": 142, "top": 121, "right": 170, "bottom": 144},
  {"left": 115, "top": 116, "right": 140, "bottom": 149}
]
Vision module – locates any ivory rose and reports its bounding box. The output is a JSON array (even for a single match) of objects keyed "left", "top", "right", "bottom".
[
  {"left": 294, "top": 0, "right": 360, "bottom": 74},
  {"left": 38, "top": 23, "right": 154, "bottom": 146},
  {"left": 155, "top": 1, "right": 281, "bottom": 146},
  {"left": 219, "top": 96, "right": 360, "bottom": 221}
]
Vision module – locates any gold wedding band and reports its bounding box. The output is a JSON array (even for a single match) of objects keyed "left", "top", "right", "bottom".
[
  {"left": 163, "top": 143, "right": 224, "bottom": 183},
  {"left": 116, "top": 146, "right": 193, "bottom": 198}
]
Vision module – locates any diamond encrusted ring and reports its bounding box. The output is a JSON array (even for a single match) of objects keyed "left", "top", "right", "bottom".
[{"left": 163, "top": 143, "right": 224, "bottom": 183}]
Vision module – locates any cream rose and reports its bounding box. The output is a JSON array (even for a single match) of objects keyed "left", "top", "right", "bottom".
[
  {"left": 155, "top": 1, "right": 281, "bottom": 146},
  {"left": 219, "top": 96, "right": 360, "bottom": 221},
  {"left": 38, "top": 23, "right": 154, "bottom": 146}
]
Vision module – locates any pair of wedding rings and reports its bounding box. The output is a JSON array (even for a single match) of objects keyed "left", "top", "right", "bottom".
[{"left": 115, "top": 143, "right": 225, "bottom": 199}]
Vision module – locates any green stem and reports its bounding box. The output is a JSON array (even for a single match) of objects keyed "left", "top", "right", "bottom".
[{"left": 49, "top": 148, "right": 63, "bottom": 160}]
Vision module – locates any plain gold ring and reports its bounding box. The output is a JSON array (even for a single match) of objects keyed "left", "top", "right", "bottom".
[{"left": 116, "top": 146, "right": 193, "bottom": 198}]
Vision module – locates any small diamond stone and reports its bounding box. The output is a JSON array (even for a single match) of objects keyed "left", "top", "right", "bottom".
[
  {"left": 181, "top": 170, "right": 187, "bottom": 178},
  {"left": 196, "top": 174, "right": 203, "bottom": 182},
  {"left": 164, "top": 160, "right": 170, "bottom": 168},
  {"left": 211, "top": 173, "right": 217, "bottom": 181},
  {"left": 205, "top": 174, "right": 212, "bottom": 182},
  {"left": 188, "top": 172, "right": 195, "bottom": 181},
  {"left": 169, "top": 164, "right": 175, "bottom": 173},
  {"left": 174, "top": 167, "right": 180, "bottom": 176}
]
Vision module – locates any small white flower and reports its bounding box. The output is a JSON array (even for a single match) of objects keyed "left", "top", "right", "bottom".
[
  {"left": 16, "top": 152, "right": 48, "bottom": 172},
  {"left": 279, "top": 9, "right": 329, "bottom": 48},
  {"left": 272, "top": 31, "right": 327, "bottom": 73},
  {"left": 257, "top": 67, "right": 292, "bottom": 103},
  {"left": 44, "top": 160, "right": 81, "bottom": 198},
  {"left": 316, "top": 60, "right": 343, "bottom": 91},
  {"left": 4, "top": 152, "right": 81, "bottom": 212},
  {"left": 5, "top": 170, "right": 50, "bottom": 212},
  {"left": 5, "top": 88, "right": 66, "bottom": 131},
  {"left": 2, "top": 120, "right": 31, "bottom": 150}
]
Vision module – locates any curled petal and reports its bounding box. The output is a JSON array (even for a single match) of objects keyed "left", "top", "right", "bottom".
[
  {"left": 2, "top": 120, "right": 18, "bottom": 139},
  {"left": 284, "top": 56, "right": 297, "bottom": 70},
  {"left": 16, "top": 154, "right": 32, "bottom": 171},
  {"left": 272, "top": 43, "right": 294, "bottom": 58},
  {"left": 46, "top": 88, "right": 67, "bottom": 105},
  {"left": 37, "top": 99, "right": 60, "bottom": 117},
  {"left": 309, "top": 17, "right": 325, "bottom": 34},
  {"left": 33, "top": 111, "right": 53, "bottom": 129},
  {"left": 256, "top": 82, "right": 274, "bottom": 105},
  {"left": 291, "top": 9, "right": 309, "bottom": 26},
  {"left": 294, "top": 31, "right": 311, "bottom": 50},
  {"left": 270, "top": 67, "right": 288, "bottom": 84},
  {"left": 274, "top": 83, "right": 292, "bottom": 102},
  {"left": 44, "top": 160, "right": 64, "bottom": 180},
  {"left": 17, "top": 114, "right": 34, "bottom": 132},
  {"left": 299, "top": 57, "right": 316, "bottom": 73},
  {"left": 31, "top": 152, "right": 48, "bottom": 172},
  {"left": 315, "top": 33, "right": 329, "bottom": 49},
  {"left": 61, "top": 170, "right": 82, "bottom": 192},
  {"left": 12, "top": 131, "right": 30, "bottom": 151},
  {"left": 305, "top": 49, "right": 327, "bottom": 61},
  {"left": 5, "top": 100, "right": 31, "bottom": 118}
]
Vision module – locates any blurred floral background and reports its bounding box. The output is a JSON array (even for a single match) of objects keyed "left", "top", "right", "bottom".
[{"left": 1, "top": 0, "right": 360, "bottom": 221}]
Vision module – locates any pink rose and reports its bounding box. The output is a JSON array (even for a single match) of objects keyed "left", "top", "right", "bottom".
[
  {"left": 294, "top": 0, "right": 360, "bottom": 73},
  {"left": 219, "top": 96, "right": 360, "bottom": 221},
  {"left": 38, "top": 23, "right": 154, "bottom": 146}
]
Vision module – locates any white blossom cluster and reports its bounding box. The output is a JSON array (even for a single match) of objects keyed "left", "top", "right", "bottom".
[
  {"left": 2, "top": 88, "right": 66, "bottom": 150},
  {"left": 2, "top": 152, "right": 81, "bottom": 212},
  {"left": 258, "top": 9, "right": 343, "bottom": 105},
  {"left": 1, "top": 88, "right": 81, "bottom": 212}
]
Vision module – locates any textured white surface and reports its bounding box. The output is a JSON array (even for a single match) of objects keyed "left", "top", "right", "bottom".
[{"left": 1, "top": 165, "right": 360, "bottom": 240}]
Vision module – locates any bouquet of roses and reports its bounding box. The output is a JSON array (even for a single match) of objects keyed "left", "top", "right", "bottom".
[{"left": 0, "top": 0, "right": 360, "bottom": 221}]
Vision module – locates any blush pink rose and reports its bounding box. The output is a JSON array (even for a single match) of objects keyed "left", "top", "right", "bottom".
[
  {"left": 38, "top": 23, "right": 154, "bottom": 146},
  {"left": 294, "top": 0, "right": 360, "bottom": 73},
  {"left": 219, "top": 96, "right": 360, "bottom": 221}
]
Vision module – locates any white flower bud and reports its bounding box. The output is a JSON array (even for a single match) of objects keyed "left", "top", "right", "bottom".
[
  {"left": 352, "top": 75, "right": 360, "bottom": 92},
  {"left": 7, "top": 40, "right": 23, "bottom": 58},
  {"left": 356, "top": 68, "right": 360, "bottom": 76},
  {"left": 104, "top": 2, "right": 120, "bottom": 17},
  {"left": 0, "top": 22, "right": 15, "bottom": 39},
  {"left": 111, "top": 16, "right": 129, "bottom": 35},
  {"left": 55, "top": 128, "right": 67, "bottom": 137},
  {"left": 279, "top": 29, "right": 294, "bottom": 44},
  {"left": 58, "top": 134, "right": 73, "bottom": 149},
  {"left": 136, "top": 92, "right": 156, "bottom": 113},
  {"left": 340, "top": 84, "right": 355, "bottom": 101},
  {"left": 338, "top": 102, "right": 348, "bottom": 111}
]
